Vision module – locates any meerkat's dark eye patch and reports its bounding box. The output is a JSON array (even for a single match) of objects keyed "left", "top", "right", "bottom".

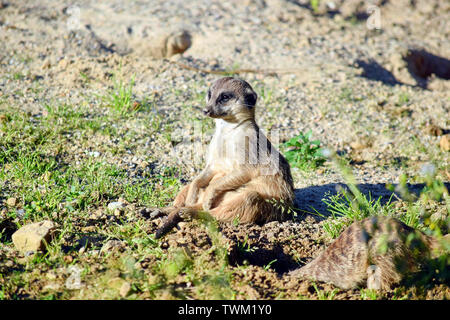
[
  {"left": 217, "top": 92, "right": 234, "bottom": 104},
  {"left": 207, "top": 89, "right": 211, "bottom": 100},
  {"left": 244, "top": 92, "right": 257, "bottom": 108}
]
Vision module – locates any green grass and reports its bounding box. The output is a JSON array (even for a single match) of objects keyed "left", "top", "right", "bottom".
[
  {"left": 282, "top": 130, "right": 326, "bottom": 170},
  {"left": 312, "top": 283, "right": 339, "bottom": 300},
  {"left": 321, "top": 191, "right": 395, "bottom": 239},
  {"left": 101, "top": 74, "right": 141, "bottom": 116},
  {"left": 1, "top": 104, "right": 177, "bottom": 214},
  {"left": 396, "top": 92, "right": 410, "bottom": 106},
  {"left": 359, "top": 288, "right": 379, "bottom": 300},
  {"left": 310, "top": 0, "right": 320, "bottom": 14},
  {"left": 317, "top": 151, "right": 450, "bottom": 240}
]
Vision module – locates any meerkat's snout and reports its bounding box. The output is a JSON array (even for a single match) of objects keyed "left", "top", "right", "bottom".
[
  {"left": 202, "top": 103, "right": 221, "bottom": 118},
  {"left": 203, "top": 90, "right": 235, "bottom": 118},
  {"left": 202, "top": 106, "right": 212, "bottom": 116}
]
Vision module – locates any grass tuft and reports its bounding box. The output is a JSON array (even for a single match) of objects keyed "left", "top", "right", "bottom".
[{"left": 282, "top": 130, "right": 326, "bottom": 170}]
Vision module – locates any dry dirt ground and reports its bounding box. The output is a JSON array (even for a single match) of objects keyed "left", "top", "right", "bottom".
[{"left": 0, "top": 0, "right": 449, "bottom": 300}]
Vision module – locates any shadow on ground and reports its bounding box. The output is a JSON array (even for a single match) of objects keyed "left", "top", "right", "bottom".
[
  {"left": 355, "top": 59, "right": 403, "bottom": 86},
  {"left": 294, "top": 182, "right": 450, "bottom": 219},
  {"left": 404, "top": 48, "right": 450, "bottom": 88}
]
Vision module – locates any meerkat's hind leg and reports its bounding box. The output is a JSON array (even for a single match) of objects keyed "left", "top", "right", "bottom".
[
  {"left": 366, "top": 265, "right": 382, "bottom": 290},
  {"left": 209, "top": 190, "right": 276, "bottom": 223},
  {"left": 154, "top": 206, "right": 200, "bottom": 239}
]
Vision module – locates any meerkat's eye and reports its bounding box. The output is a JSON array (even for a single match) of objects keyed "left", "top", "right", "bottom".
[
  {"left": 218, "top": 92, "right": 233, "bottom": 103},
  {"left": 244, "top": 93, "right": 257, "bottom": 108},
  {"left": 207, "top": 89, "right": 211, "bottom": 100}
]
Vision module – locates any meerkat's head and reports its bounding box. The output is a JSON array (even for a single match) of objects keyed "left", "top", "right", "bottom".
[{"left": 203, "top": 77, "right": 258, "bottom": 123}]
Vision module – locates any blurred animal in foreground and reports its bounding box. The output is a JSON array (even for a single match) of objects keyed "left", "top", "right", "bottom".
[{"left": 290, "top": 216, "right": 449, "bottom": 290}]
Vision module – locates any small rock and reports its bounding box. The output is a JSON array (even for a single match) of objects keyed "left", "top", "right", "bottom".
[
  {"left": 266, "top": 231, "right": 276, "bottom": 241},
  {"left": 440, "top": 134, "right": 450, "bottom": 151},
  {"left": 16, "top": 209, "right": 25, "bottom": 219},
  {"left": 316, "top": 168, "right": 325, "bottom": 175},
  {"left": 101, "top": 239, "right": 124, "bottom": 253},
  {"left": 63, "top": 255, "right": 73, "bottom": 264},
  {"left": 12, "top": 220, "right": 57, "bottom": 253},
  {"left": 107, "top": 201, "right": 126, "bottom": 211},
  {"left": 41, "top": 60, "right": 51, "bottom": 69},
  {"left": 139, "top": 161, "right": 149, "bottom": 169},
  {"left": 108, "top": 277, "right": 131, "bottom": 297},
  {"left": 177, "top": 221, "right": 188, "bottom": 228},
  {"left": 88, "top": 151, "right": 100, "bottom": 157},
  {"left": 119, "top": 281, "right": 132, "bottom": 298},
  {"left": 6, "top": 197, "right": 17, "bottom": 207},
  {"left": 350, "top": 141, "right": 366, "bottom": 150},
  {"left": 65, "top": 266, "right": 83, "bottom": 290},
  {"left": 43, "top": 283, "right": 61, "bottom": 291},
  {"left": 108, "top": 277, "right": 124, "bottom": 290}
]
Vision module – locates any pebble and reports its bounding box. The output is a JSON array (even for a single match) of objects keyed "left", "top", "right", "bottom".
[
  {"left": 108, "top": 277, "right": 124, "bottom": 289},
  {"left": 119, "top": 281, "right": 132, "bottom": 298},
  {"left": 101, "top": 239, "right": 124, "bottom": 253},
  {"left": 88, "top": 151, "right": 100, "bottom": 157},
  {"left": 65, "top": 266, "right": 83, "bottom": 290},
  {"left": 440, "top": 135, "right": 450, "bottom": 152},
  {"left": 6, "top": 197, "right": 17, "bottom": 207},
  {"left": 43, "top": 283, "right": 61, "bottom": 291},
  {"left": 107, "top": 201, "right": 126, "bottom": 211},
  {"left": 64, "top": 255, "right": 74, "bottom": 264},
  {"left": 12, "top": 220, "right": 57, "bottom": 253},
  {"left": 16, "top": 209, "right": 26, "bottom": 219},
  {"left": 4, "top": 260, "right": 14, "bottom": 268}
]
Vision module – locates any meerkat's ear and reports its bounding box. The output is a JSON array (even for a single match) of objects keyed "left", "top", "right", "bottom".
[{"left": 244, "top": 88, "right": 257, "bottom": 108}]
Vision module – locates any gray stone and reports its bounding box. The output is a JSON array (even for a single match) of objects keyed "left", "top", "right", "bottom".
[{"left": 107, "top": 201, "right": 126, "bottom": 211}]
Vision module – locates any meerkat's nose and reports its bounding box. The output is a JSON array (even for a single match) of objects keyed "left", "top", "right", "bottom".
[{"left": 203, "top": 107, "right": 211, "bottom": 116}]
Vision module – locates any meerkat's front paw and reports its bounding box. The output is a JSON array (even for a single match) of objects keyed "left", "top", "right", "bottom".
[
  {"left": 185, "top": 184, "right": 200, "bottom": 206},
  {"left": 203, "top": 192, "right": 217, "bottom": 211},
  {"left": 202, "top": 199, "right": 213, "bottom": 211}
]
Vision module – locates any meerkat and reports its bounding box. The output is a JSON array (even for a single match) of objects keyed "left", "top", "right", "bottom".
[
  {"left": 290, "top": 216, "right": 449, "bottom": 290},
  {"left": 154, "top": 77, "right": 295, "bottom": 238}
]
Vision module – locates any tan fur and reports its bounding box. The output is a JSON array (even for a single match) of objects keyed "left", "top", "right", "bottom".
[
  {"left": 158, "top": 77, "right": 294, "bottom": 235},
  {"left": 290, "top": 216, "right": 449, "bottom": 290}
]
